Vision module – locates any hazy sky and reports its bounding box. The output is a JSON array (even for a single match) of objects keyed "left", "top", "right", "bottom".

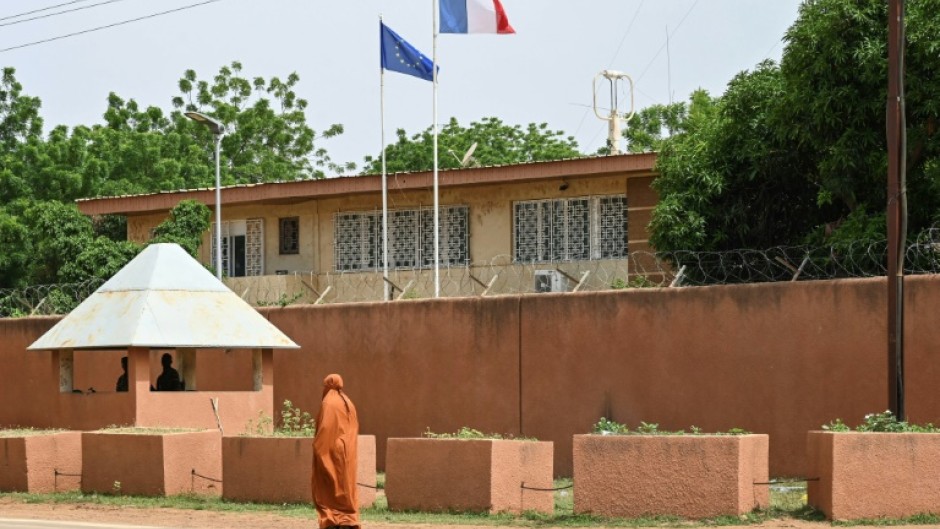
[{"left": 0, "top": 0, "right": 802, "bottom": 172}]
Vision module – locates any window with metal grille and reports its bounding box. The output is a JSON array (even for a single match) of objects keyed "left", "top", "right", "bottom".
[
  {"left": 513, "top": 195, "right": 627, "bottom": 262},
  {"left": 333, "top": 206, "right": 469, "bottom": 271},
  {"left": 279, "top": 217, "right": 300, "bottom": 255}
]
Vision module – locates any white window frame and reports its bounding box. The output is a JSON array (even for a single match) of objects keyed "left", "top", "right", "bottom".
[
  {"left": 333, "top": 206, "right": 469, "bottom": 272},
  {"left": 513, "top": 195, "right": 627, "bottom": 263}
]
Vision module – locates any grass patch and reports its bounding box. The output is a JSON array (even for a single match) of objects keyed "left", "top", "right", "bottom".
[
  {"left": 0, "top": 428, "right": 65, "bottom": 437},
  {"left": 98, "top": 426, "right": 201, "bottom": 434},
  {"left": 834, "top": 513, "right": 940, "bottom": 526},
  {"left": 6, "top": 491, "right": 315, "bottom": 517}
]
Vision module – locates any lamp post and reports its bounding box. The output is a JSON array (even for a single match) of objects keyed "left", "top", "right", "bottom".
[{"left": 185, "top": 112, "right": 225, "bottom": 280}]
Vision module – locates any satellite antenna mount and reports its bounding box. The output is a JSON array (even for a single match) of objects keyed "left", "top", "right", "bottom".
[{"left": 593, "top": 70, "right": 635, "bottom": 155}]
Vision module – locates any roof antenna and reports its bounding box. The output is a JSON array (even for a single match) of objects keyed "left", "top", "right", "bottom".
[
  {"left": 666, "top": 25, "right": 673, "bottom": 105},
  {"left": 593, "top": 70, "right": 635, "bottom": 155}
]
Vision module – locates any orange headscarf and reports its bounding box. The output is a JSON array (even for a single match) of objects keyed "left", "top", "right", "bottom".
[{"left": 312, "top": 374, "right": 360, "bottom": 529}]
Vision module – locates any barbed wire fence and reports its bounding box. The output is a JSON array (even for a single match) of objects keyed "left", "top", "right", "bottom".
[
  {"left": 3, "top": 229, "right": 938, "bottom": 317},
  {"left": 0, "top": 278, "right": 104, "bottom": 319}
]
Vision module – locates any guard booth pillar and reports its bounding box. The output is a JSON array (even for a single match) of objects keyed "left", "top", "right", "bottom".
[
  {"left": 252, "top": 348, "right": 274, "bottom": 392},
  {"left": 128, "top": 347, "right": 151, "bottom": 395}
]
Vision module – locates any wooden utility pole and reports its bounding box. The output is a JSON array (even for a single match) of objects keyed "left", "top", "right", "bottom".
[{"left": 886, "top": 0, "right": 905, "bottom": 419}]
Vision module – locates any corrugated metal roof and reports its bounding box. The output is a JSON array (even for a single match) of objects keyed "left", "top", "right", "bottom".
[
  {"left": 74, "top": 152, "right": 652, "bottom": 203},
  {"left": 28, "top": 244, "right": 299, "bottom": 351},
  {"left": 76, "top": 153, "right": 658, "bottom": 217}
]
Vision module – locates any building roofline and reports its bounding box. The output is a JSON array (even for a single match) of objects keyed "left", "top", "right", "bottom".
[{"left": 76, "top": 152, "right": 657, "bottom": 216}]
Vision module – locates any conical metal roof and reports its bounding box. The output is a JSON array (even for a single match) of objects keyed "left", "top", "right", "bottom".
[{"left": 28, "top": 243, "right": 299, "bottom": 351}]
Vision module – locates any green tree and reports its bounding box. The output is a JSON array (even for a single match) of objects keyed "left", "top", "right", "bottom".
[
  {"left": 23, "top": 201, "right": 95, "bottom": 285},
  {"left": 0, "top": 210, "right": 30, "bottom": 288},
  {"left": 58, "top": 237, "right": 141, "bottom": 284},
  {"left": 0, "top": 63, "right": 349, "bottom": 289},
  {"left": 16, "top": 200, "right": 210, "bottom": 287},
  {"left": 363, "top": 117, "right": 581, "bottom": 173},
  {"left": 0, "top": 67, "right": 42, "bottom": 151},
  {"left": 172, "top": 61, "right": 349, "bottom": 182},
  {"left": 648, "top": 0, "right": 940, "bottom": 257},
  {"left": 150, "top": 200, "right": 211, "bottom": 256},
  {"left": 623, "top": 100, "right": 687, "bottom": 153}
]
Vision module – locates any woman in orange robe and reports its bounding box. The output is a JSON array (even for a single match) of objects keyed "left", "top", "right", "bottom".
[{"left": 312, "top": 374, "right": 359, "bottom": 529}]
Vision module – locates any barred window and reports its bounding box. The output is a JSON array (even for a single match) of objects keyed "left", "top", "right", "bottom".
[
  {"left": 279, "top": 217, "right": 299, "bottom": 255},
  {"left": 513, "top": 195, "right": 627, "bottom": 263},
  {"left": 334, "top": 206, "right": 469, "bottom": 271}
]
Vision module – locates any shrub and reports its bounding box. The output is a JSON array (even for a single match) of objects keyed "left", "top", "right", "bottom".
[
  {"left": 822, "top": 410, "right": 940, "bottom": 433},
  {"left": 591, "top": 417, "right": 750, "bottom": 436},
  {"left": 245, "top": 400, "right": 315, "bottom": 437},
  {"left": 422, "top": 426, "right": 535, "bottom": 441}
]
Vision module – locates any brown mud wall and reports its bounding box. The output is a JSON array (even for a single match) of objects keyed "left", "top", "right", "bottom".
[{"left": 3, "top": 276, "right": 940, "bottom": 476}]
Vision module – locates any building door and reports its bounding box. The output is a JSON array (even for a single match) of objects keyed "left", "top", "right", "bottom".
[
  {"left": 211, "top": 219, "right": 263, "bottom": 277},
  {"left": 232, "top": 234, "right": 246, "bottom": 277}
]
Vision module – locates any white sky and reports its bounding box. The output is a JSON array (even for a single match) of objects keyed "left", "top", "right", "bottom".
[{"left": 0, "top": 0, "right": 802, "bottom": 172}]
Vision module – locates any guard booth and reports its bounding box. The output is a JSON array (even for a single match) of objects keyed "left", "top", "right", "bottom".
[{"left": 28, "top": 244, "right": 299, "bottom": 432}]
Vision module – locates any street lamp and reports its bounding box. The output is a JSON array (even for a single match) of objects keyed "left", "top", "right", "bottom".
[{"left": 185, "top": 112, "right": 225, "bottom": 280}]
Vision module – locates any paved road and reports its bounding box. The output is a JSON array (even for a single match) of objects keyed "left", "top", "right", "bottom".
[{"left": 0, "top": 520, "right": 165, "bottom": 529}]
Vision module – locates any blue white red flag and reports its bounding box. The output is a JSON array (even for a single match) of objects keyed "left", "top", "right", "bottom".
[{"left": 439, "top": 0, "right": 515, "bottom": 34}]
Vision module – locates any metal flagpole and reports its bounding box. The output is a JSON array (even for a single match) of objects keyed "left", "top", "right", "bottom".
[
  {"left": 432, "top": 0, "right": 441, "bottom": 298},
  {"left": 380, "top": 15, "right": 390, "bottom": 301}
]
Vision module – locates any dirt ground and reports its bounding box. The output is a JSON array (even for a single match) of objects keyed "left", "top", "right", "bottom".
[{"left": 1, "top": 498, "right": 930, "bottom": 529}]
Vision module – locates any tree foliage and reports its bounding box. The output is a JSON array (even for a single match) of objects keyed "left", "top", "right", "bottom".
[
  {"left": 646, "top": 0, "right": 940, "bottom": 256},
  {"left": 0, "top": 62, "right": 346, "bottom": 289},
  {"left": 150, "top": 200, "right": 211, "bottom": 256},
  {"left": 172, "top": 61, "right": 350, "bottom": 182},
  {"left": 623, "top": 100, "right": 687, "bottom": 154},
  {"left": 363, "top": 117, "right": 581, "bottom": 173}
]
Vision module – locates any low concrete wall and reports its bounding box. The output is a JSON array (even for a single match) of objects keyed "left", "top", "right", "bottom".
[
  {"left": 5, "top": 276, "right": 940, "bottom": 477},
  {"left": 0, "top": 431, "right": 81, "bottom": 493},
  {"left": 573, "top": 434, "right": 768, "bottom": 518},
  {"left": 807, "top": 431, "right": 940, "bottom": 520},
  {"left": 222, "top": 434, "right": 376, "bottom": 506},
  {"left": 136, "top": 391, "right": 272, "bottom": 436},
  {"left": 82, "top": 430, "right": 221, "bottom": 496},
  {"left": 385, "top": 438, "right": 553, "bottom": 514}
]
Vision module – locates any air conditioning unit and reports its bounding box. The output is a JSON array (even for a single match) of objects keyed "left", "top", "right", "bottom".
[{"left": 534, "top": 270, "right": 568, "bottom": 293}]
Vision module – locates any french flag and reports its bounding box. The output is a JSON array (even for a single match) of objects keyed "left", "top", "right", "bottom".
[{"left": 440, "top": 0, "right": 515, "bottom": 34}]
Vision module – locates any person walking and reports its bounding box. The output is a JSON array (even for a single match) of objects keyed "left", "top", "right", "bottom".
[{"left": 312, "top": 373, "right": 359, "bottom": 529}]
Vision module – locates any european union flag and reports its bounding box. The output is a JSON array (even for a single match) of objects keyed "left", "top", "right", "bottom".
[{"left": 381, "top": 23, "right": 437, "bottom": 82}]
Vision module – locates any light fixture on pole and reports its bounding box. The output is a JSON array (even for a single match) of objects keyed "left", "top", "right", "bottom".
[{"left": 185, "top": 111, "right": 225, "bottom": 280}]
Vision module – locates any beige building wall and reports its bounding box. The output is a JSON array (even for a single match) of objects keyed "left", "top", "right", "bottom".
[{"left": 123, "top": 171, "right": 654, "bottom": 303}]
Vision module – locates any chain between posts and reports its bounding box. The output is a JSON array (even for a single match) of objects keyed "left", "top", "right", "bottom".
[
  {"left": 520, "top": 481, "right": 573, "bottom": 491},
  {"left": 54, "top": 469, "right": 82, "bottom": 492},
  {"left": 191, "top": 468, "right": 222, "bottom": 493}
]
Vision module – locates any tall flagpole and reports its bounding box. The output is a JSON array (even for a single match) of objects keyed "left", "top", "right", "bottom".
[
  {"left": 432, "top": 0, "right": 441, "bottom": 298},
  {"left": 380, "top": 15, "right": 390, "bottom": 301}
]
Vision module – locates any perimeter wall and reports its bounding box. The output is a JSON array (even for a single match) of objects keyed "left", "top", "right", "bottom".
[{"left": 3, "top": 276, "right": 939, "bottom": 477}]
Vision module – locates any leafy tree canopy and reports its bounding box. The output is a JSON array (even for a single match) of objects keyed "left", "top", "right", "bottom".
[
  {"left": 640, "top": 0, "right": 940, "bottom": 256},
  {"left": 363, "top": 117, "right": 581, "bottom": 174},
  {"left": 0, "top": 62, "right": 346, "bottom": 289},
  {"left": 150, "top": 199, "right": 211, "bottom": 257}
]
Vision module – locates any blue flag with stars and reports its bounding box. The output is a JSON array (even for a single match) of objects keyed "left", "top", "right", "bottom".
[{"left": 381, "top": 22, "right": 437, "bottom": 81}]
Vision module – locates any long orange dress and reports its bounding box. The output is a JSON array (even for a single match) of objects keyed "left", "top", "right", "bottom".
[{"left": 312, "top": 374, "right": 360, "bottom": 529}]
